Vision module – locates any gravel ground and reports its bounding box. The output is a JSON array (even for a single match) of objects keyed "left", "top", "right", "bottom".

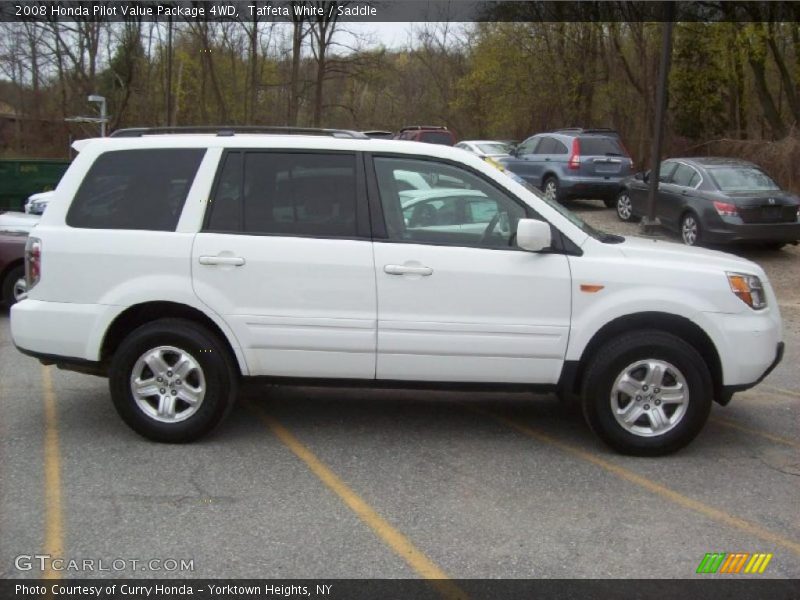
[{"left": 570, "top": 199, "right": 800, "bottom": 336}]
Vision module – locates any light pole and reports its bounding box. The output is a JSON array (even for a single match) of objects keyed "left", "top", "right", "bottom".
[
  {"left": 65, "top": 95, "right": 110, "bottom": 138},
  {"left": 87, "top": 95, "right": 108, "bottom": 137}
]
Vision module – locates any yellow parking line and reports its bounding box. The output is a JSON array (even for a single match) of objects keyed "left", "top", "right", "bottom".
[
  {"left": 248, "top": 403, "right": 466, "bottom": 600},
  {"left": 41, "top": 366, "right": 64, "bottom": 580},
  {"left": 473, "top": 407, "right": 800, "bottom": 557},
  {"left": 711, "top": 416, "right": 800, "bottom": 449}
]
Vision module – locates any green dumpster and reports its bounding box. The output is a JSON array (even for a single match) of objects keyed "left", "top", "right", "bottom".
[{"left": 0, "top": 159, "right": 71, "bottom": 211}]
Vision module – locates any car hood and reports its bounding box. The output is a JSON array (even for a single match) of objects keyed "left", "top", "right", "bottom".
[{"left": 616, "top": 235, "right": 763, "bottom": 276}]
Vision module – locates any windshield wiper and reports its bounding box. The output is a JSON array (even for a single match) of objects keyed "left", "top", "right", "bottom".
[{"left": 600, "top": 232, "right": 625, "bottom": 243}]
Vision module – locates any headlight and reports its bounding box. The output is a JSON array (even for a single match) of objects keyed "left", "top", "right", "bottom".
[{"left": 727, "top": 272, "right": 767, "bottom": 310}]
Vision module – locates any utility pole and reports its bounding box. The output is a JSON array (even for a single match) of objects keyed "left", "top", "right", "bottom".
[
  {"left": 166, "top": 16, "right": 173, "bottom": 126},
  {"left": 641, "top": 2, "right": 675, "bottom": 236}
]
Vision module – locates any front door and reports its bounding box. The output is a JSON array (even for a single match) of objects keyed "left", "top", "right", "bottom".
[
  {"left": 192, "top": 150, "right": 376, "bottom": 378},
  {"left": 369, "top": 156, "right": 572, "bottom": 384}
]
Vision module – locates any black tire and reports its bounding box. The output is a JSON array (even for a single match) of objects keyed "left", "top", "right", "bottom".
[
  {"left": 680, "top": 212, "right": 702, "bottom": 246},
  {"left": 581, "top": 330, "right": 713, "bottom": 456},
  {"left": 109, "top": 318, "right": 238, "bottom": 443},
  {"left": 615, "top": 190, "right": 640, "bottom": 222},
  {"left": 762, "top": 242, "right": 786, "bottom": 251},
  {"left": 542, "top": 176, "right": 561, "bottom": 203},
  {"left": 1, "top": 264, "right": 25, "bottom": 308}
]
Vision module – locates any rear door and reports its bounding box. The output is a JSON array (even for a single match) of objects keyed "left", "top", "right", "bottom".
[{"left": 192, "top": 150, "right": 377, "bottom": 378}]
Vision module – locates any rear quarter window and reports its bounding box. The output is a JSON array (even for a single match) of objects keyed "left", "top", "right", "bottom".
[{"left": 66, "top": 149, "right": 205, "bottom": 230}]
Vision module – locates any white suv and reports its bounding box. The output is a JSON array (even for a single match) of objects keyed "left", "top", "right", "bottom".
[{"left": 11, "top": 127, "right": 784, "bottom": 455}]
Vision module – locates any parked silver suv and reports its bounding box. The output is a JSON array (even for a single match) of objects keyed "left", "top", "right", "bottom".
[{"left": 498, "top": 128, "right": 634, "bottom": 206}]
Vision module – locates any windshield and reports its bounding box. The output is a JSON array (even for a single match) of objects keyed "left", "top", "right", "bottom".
[
  {"left": 708, "top": 166, "right": 780, "bottom": 192},
  {"left": 501, "top": 170, "right": 623, "bottom": 243},
  {"left": 478, "top": 143, "right": 511, "bottom": 155}
]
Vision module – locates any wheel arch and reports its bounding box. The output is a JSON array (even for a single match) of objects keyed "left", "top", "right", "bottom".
[
  {"left": 1, "top": 257, "right": 24, "bottom": 286},
  {"left": 100, "top": 301, "right": 247, "bottom": 375},
  {"left": 561, "top": 311, "right": 724, "bottom": 404}
]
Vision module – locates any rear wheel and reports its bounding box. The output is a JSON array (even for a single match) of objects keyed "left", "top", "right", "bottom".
[
  {"left": 581, "top": 330, "right": 712, "bottom": 456},
  {"left": 543, "top": 177, "right": 560, "bottom": 203},
  {"left": 109, "top": 318, "right": 238, "bottom": 443},
  {"left": 1, "top": 264, "right": 26, "bottom": 308},
  {"left": 680, "top": 212, "right": 702, "bottom": 246}
]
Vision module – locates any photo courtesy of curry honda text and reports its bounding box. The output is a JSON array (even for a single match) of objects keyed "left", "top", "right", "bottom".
[{"left": 11, "top": 127, "right": 784, "bottom": 456}]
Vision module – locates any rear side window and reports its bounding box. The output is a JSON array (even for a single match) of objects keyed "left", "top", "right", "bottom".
[
  {"left": 578, "top": 136, "right": 624, "bottom": 156},
  {"left": 205, "top": 151, "right": 358, "bottom": 238},
  {"left": 67, "top": 149, "right": 204, "bottom": 230}
]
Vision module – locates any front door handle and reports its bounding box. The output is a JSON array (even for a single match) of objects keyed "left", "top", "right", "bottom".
[
  {"left": 384, "top": 264, "right": 433, "bottom": 276},
  {"left": 199, "top": 255, "right": 246, "bottom": 266}
]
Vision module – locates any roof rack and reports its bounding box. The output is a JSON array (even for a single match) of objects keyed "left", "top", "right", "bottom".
[
  {"left": 398, "top": 125, "right": 449, "bottom": 132},
  {"left": 553, "top": 127, "right": 619, "bottom": 136},
  {"left": 109, "top": 126, "right": 369, "bottom": 139}
]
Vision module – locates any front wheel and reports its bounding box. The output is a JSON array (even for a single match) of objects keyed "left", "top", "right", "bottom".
[
  {"left": 615, "top": 191, "right": 639, "bottom": 222},
  {"left": 581, "top": 330, "right": 712, "bottom": 456},
  {"left": 109, "top": 318, "right": 238, "bottom": 443}
]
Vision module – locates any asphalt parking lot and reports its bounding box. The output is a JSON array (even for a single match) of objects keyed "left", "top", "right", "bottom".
[{"left": 1, "top": 210, "right": 799, "bottom": 584}]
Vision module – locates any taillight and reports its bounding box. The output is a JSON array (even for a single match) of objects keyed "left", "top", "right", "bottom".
[
  {"left": 25, "top": 236, "right": 42, "bottom": 292},
  {"left": 713, "top": 201, "right": 739, "bottom": 217},
  {"left": 568, "top": 138, "right": 581, "bottom": 170}
]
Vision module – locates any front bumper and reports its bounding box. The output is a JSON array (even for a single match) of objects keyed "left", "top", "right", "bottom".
[{"left": 721, "top": 341, "right": 784, "bottom": 402}]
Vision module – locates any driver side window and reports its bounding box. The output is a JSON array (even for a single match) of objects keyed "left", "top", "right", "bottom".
[{"left": 373, "top": 157, "right": 528, "bottom": 249}]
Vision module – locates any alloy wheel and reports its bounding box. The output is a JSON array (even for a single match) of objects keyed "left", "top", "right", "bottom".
[
  {"left": 610, "top": 359, "right": 690, "bottom": 437},
  {"left": 13, "top": 277, "right": 27, "bottom": 302},
  {"left": 544, "top": 180, "right": 558, "bottom": 202},
  {"left": 130, "top": 345, "right": 206, "bottom": 423},
  {"left": 681, "top": 215, "right": 698, "bottom": 246},
  {"left": 617, "top": 193, "right": 632, "bottom": 220}
]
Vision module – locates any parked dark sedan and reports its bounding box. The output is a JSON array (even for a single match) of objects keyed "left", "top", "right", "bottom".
[{"left": 616, "top": 157, "right": 800, "bottom": 248}]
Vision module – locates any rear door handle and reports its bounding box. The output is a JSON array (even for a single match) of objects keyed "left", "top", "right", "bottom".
[
  {"left": 384, "top": 264, "right": 433, "bottom": 276},
  {"left": 199, "top": 255, "right": 246, "bottom": 266}
]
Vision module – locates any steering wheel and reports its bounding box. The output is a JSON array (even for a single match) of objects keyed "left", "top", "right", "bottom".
[{"left": 478, "top": 212, "right": 502, "bottom": 245}]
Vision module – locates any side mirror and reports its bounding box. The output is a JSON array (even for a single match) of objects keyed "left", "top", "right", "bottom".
[
  {"left": 516, "top": 218, "right": 551, "bottom": 252},
  {"left": 642, "top": 170, "right": 650, "bottom": 183},
  {"left": 634, "top": 171, "right": 644, "bottom": 181}
]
